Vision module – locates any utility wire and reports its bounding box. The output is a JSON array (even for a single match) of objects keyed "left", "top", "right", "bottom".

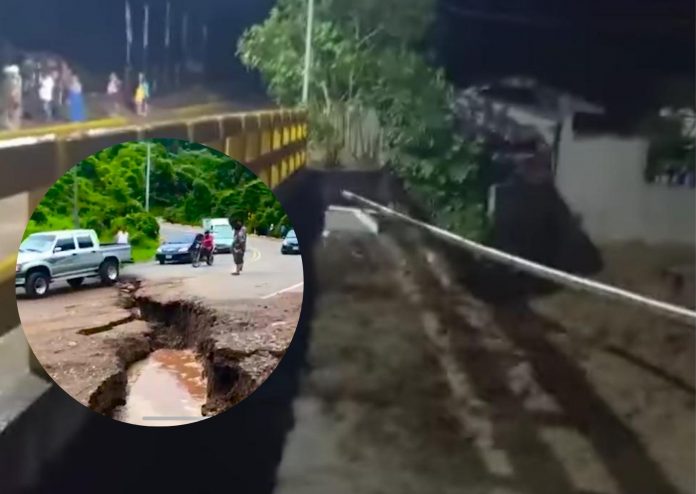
[{"left": 440, "top": 2, "right": 692, "bottom": 33}]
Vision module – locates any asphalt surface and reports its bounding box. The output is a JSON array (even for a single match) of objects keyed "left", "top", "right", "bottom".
[{"left": 126, "top": 222, "right": 305, "bottom": 301}]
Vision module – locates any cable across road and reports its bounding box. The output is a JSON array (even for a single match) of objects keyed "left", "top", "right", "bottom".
[{"left": 341, "top": 190, "right": 696, "bottom": 327}]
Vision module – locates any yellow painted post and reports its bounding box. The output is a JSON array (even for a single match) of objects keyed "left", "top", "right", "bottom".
[
  {"left": 289, "top": 114, "right": 298, "bottom": 172},
  {"left": 224, "top": 115, "right": 245, "bottom": 162},
  {"left": 271, "top": 112, "right": 283, "bottom": 186},
  {"left": 244, "top": 113, "right": 262, "bottom": 164},
  {"left": 206, "top": 118, "right": 226, "bottom": 153},
  {"left": 257, "top": 113, "right": 272, "bottom": 186},
  {"left": 293, "top": 111, "right": 303, "bottom": 171},
  {"left": 299, "top": 110, "right": 308, "bottom": 168},
  {"left": 278, "top": 111, "right": 288, "bottom": 179}
]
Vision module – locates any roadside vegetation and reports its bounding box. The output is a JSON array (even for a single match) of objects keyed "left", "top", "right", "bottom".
[
  {"left": 238, "top": 0, "right": 489, "bottom": 239},
  {"left": 25, "top": 140, "right": 290, "bottom": 261}
]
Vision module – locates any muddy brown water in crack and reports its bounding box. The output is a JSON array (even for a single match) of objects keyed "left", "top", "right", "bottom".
[{"left": 112, "top": 349, "right": 209, "bottom": 427}]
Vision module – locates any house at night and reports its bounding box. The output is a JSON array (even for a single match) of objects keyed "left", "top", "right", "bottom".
[{"left": 457, "top": 77, "right": 695, "bottom": 249}]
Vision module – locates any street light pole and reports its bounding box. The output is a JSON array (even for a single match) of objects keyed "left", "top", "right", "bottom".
[
  {"left": 145, "top": 142, "right": 151, "bottom": 212},
  {"left": 72, "top": 166, "right": 79, "bottom": 228},
  {"left": 301, "top": 0, "right": 314, "bottom": 104},
  {"left": 125, "top": 0, "right": 133, "bottom": 107}
]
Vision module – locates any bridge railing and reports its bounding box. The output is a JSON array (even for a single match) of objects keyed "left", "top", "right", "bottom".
[
  {"left": 0, "top": 107, "right": 308, "bottom": 214},
  {"left": 0, "top": 107, "right": 308, "bottom": 376}
]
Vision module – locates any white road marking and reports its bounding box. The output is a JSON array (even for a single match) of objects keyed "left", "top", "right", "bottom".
[{"left": 261, "top": 282, "right": 304, "bottom": 299}]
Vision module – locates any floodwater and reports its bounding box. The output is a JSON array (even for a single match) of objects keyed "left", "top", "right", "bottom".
[{"left": 112, "top": 349, "right": 208, "bottom": 427}]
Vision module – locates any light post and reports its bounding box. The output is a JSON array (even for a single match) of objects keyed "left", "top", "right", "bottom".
[
  {"left": 143, "top": 3, "right": 150, "bottom": 76},
  {"left": 145, "top": 141, "right": 151, "bottom": 212},
  {"left": 164, "top": 2, "right": 171, "bottom": 87},
  {"left": 72, "top": 165, "right": 79, "bottom": 228},
  {"left": 125, "top": 0, "right": 133, "bottom": 106},
  {"left": 301, "top": 0, "right": 314, "bottom": 104}
]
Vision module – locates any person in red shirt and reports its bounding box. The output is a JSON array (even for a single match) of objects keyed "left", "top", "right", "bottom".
[{"left": 201, "top": 230, "right": 215, "bottom": 259}]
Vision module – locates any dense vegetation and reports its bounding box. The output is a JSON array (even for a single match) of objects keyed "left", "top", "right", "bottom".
[
  {"left": 26, "top": 140, "right": 290, "bottom": 261},
  {"left": 238, "top": 0, "right": 489, "bottom": 239}
]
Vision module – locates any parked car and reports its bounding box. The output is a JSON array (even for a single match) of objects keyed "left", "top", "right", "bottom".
[
  {"left": 155, "top": 233, "right": 198, "bottom": 264},
  {"left": 16, "top": 229, "right": 132, "bottom": 298},
  {"left": 202, "top": 218, "right": 234, "bottom": 253},
  {"left": 280, "top": 229, "right": 300, "bottom": 255}
]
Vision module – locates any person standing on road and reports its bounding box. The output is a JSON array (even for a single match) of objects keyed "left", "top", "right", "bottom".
[
  {"left": 134, "top": 73, "right": 151, "bottom": 117},
  {"left": 116, "top": 228, "right": 129, "bottom": 244},
  {"left": 201, "top": 230, "right": 215, "bottom": 260},
  {"left": 38, "top": 71, "right": 55, "bottom": 121},
  {"left": 134, "top": 73, "right": 146, "bottom": 116},
  {"left": 106, "top": 72, "right": 122, "bottom": 116},
  {"left": 231, "top": 219, "right": 247, "bottom": 276},
  {"left": 142, "top": 75, "right": 151, "bottom": 115},
  {"left": 67, "top": 74, "right": 85, "bottom": 122},
  {"left": 58, "top": 62, "right": 71, "bottom": 111},
  {"left": 2, "top": 65, "right": 22, "bottom": 130}
]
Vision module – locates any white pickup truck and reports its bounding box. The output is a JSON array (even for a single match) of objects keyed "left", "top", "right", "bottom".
[{"left": 16, "top": 229, "right": 132, "bottom": 298}]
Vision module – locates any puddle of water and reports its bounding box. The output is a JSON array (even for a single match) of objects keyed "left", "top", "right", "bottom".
[{"left": 112, "top": 349, "right": 208, "bottom": 427}]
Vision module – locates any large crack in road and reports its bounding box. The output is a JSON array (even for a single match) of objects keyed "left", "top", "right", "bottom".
[{"left": 18, "top": 276, "right": 301, "bottom": 423}]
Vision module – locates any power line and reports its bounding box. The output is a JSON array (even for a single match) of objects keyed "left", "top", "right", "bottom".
[
  {"left": 440, "top": 2, "right": 692, "bottom": 34},
  {"left": 442, "top": 3, "right": 566, "bottom": 29}
]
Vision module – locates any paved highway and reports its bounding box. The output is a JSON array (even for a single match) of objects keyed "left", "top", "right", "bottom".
[{"left": 126, "top": 222, "right": 304, "bottom": 301}]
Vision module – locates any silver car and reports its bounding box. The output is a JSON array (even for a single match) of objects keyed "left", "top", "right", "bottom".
[{"left": 16, "top": 229, "right": 132, "bottom": 298}]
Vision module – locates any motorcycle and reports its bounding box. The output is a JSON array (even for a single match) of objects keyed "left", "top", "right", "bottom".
[{"left": 191, "top": 235, "right": 214, "bottom": 268}]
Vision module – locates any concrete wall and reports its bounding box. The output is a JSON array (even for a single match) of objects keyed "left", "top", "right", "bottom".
[{"left": 555, "top": 117, "right": 695, "bottom": 246}]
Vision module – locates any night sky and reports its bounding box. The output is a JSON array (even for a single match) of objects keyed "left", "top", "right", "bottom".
[
  {"left": 0, "top": 0, "right": 275, "bottom": 82},
  {"left": 435, "top": 0, "right": 694, "bottom": 114},
  {"left": 1, "top": 0, "right": 693, "bottom": 112}
]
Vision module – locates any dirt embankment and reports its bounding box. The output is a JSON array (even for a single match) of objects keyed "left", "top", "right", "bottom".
[{"left": 19, "top": 278, "right": 301, "bottom": 418}]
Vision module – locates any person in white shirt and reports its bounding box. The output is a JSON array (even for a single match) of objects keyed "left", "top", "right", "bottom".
[
  {"left": 106, "top": 72, "right": 122, "bottom": 115},
  {"left": 116, "top": 229, "right": 129, "bottom": 244},
  {"left": 39, "top": 72, "right": 55, "bottom": 121}
]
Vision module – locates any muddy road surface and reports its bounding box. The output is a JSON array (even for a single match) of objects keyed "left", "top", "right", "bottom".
[
  {"left": 273, "top": 209, "right": 694, "bottom": 494},
  {"left": 16, "top": 227, "right": 304, "bottom": 424},
  {"left": 6, "top": 170, "right": 693, "bottom": 494},
  {"left": 132, "top": 221, "right": 305, "bottom": 300}
]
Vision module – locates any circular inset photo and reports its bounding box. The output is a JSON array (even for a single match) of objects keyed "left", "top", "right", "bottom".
[{"left": 15, "top": 139, "right": 304, "bottom": 426}]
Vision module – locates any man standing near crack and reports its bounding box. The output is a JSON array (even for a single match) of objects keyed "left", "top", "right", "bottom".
[{"left": 231, "top": 218, "right": 247, "bottom": 276}]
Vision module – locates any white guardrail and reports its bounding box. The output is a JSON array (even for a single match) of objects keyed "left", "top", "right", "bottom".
[{"left": 341, "top": 190, "right": 696, "bottom": 327}]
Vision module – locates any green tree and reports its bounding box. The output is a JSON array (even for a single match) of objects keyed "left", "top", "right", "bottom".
[
  {"left": 27, "top": 140, "right": 292, "bottom": 263},
  {"left": 238, "top": 0, "right": 488, "bottom": 239}
]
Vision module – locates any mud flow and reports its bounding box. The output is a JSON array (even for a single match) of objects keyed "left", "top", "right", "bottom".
[{"left": 112, "top": 349, "right": 207, "bottom": 427}]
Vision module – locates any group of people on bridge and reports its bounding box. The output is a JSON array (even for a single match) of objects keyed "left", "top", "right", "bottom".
[{"left": 1, "top": 61, "right": 152, "bottom": 130}]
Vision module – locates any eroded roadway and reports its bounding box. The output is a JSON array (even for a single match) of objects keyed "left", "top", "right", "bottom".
[{"left": 0, "top": 169, "right": 693, "bottom": 494}]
